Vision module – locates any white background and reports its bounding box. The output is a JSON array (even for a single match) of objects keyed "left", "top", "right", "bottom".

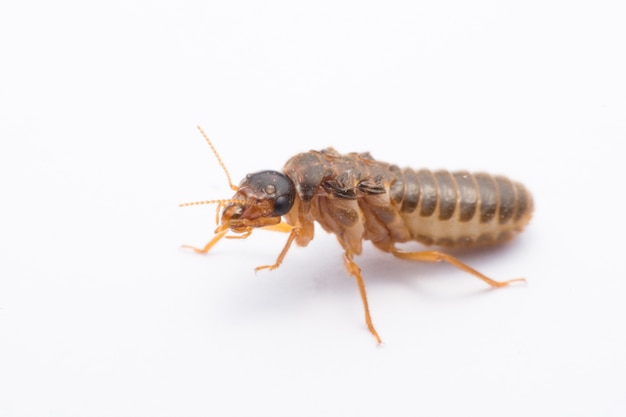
[{"left": 1, "top": 1, "right": 625, "bottom": 416}]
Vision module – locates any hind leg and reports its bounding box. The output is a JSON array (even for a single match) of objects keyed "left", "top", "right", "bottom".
[{"left": 391, "top": 248, "right": 526, "bottom": 288}]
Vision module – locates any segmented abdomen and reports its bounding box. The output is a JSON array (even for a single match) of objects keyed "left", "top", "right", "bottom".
[{"left": 389, "top": 168, "right": 533, "bottom": 248}]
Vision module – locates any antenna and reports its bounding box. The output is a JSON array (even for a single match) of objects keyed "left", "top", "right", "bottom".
[
  {"left": 178, "top": 199, "right": 245, "bottom": 208},
  {"left": 179, "top": 198, "right": 247, "bottom": 224},
  {"left": 196, "top": 125, "right": 238, "bottom": 191}
]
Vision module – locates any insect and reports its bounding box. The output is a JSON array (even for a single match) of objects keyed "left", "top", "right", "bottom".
[{"left": 181, "top": 126, "right": 533, "bottom": 343}]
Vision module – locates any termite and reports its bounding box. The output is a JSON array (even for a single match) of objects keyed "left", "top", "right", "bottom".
[{"left": 181, "top": 126, "right": 533, "bottom": 343}]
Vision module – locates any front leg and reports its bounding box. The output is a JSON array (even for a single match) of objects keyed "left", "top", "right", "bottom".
[
  {"left": 255, "top": 227, "right": 301, "bottom": 272},
  {"left": 182, "top": 228, "right": 229, "bottom": 254}
]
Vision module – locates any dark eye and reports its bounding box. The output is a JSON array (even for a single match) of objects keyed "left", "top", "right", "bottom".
[{"left": 273, "top": 195, "right": 291, "bottom": 216}]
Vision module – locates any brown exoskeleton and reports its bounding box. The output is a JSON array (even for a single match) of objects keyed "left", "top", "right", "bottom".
[{"left": 181, "top": 126, "right": 533, "bottom": 343}]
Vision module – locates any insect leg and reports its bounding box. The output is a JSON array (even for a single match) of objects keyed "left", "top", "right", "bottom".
[
  {"left": 343, "top": 251, "right": 382, "bottom": 344},
  {"left": 225, "top": 222, "right": 290, "bottom": 240},
  {"left": 182, "top": 228, "right": 229, "bottom": 254},
  {"left": 391, "top": 248, "right": 526, "bottom": 287},
  {"left": 255, "top": 227, "right": 300, "bottom": 272},
  {"left": 261, "top": 222, "right": 293, "bottom": 233}
]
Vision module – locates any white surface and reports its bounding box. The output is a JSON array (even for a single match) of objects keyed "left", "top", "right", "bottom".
[{"left": 1, "top": 1, "right": 625, "bottom": 416}]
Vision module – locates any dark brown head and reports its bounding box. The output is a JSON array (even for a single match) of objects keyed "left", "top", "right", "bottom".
[{"left": 221, "top": 170, "right": 296, "bottom": 232}]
